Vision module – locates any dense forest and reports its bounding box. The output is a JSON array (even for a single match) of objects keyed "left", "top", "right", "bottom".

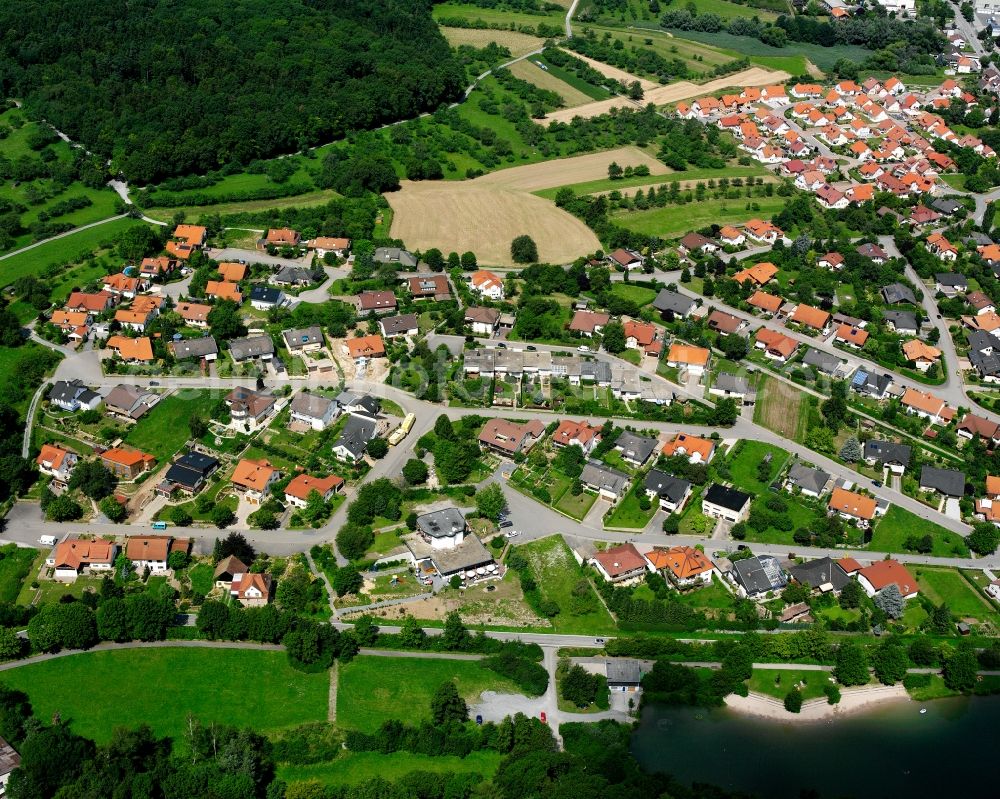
[{"left": 0, "top": 0, "right": 464, "bottom": 184}]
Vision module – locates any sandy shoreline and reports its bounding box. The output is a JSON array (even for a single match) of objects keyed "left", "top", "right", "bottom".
[{"left": 724, "top": 684, "right": 911, "bottom": 722}]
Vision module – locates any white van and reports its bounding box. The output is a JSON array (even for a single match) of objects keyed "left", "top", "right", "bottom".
[{"left": 38, "top": 535, "right": 57, "bottom": 547}]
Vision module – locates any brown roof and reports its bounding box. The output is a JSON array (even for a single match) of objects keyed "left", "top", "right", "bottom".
[
  {"left": 101, "top": 447, "right": 155, "bottom": 468},
  {"left": 217, "top": 262, "right": 248, "bottom": 282},
  {"left": 106, "top": 336, "right": 154, "bottom": 362},
  {"left": 836, "top": 324, "right": 869, "bottom": 347},
  {"left": 478, "top": 418, "right": 544, "bottom": 453},
  {"left": 126, "top": 536, "right": 171, "bottom": 562},
  {"left": 828, "top": 487, "right": 877, "bottom": 520},
  {"left": 205, "top": 281, "right": 243, "bottom": 303},
  {"left": 754, "top": 328, "right": 797, "bottom": 358},
  {"left": 285, "top": 473, "right": 344, "bottom": 501},
  {"left": 592, "top": 543, "right": 646, "bottom": 578},
  {"left": 226, "top": 387, "right": 275, "bottom": 417},
  {"left": 265, "top": 228, "right": 300, "bottom": 245},
  {"left": 667, "top": 343, "right": 710, "bottom": 366},
  {"left": 465, "top": 306, "right": 500, "bottom": 326},
  {"left": 706, "top": 310, "right": 743, "bottom": 334},
  {"left": 647, "top": 546, "right": 713, "bottom": 579},
  {"left": 36, "top": 444, "right": 71, "bottom": 471},
  {"left": 791, "top": 304, "right": 830, "bottom": 330},
  {"left": 176, "top": 302, "right": 212, "bottom": 323},
  {"left": 860, "top": 560, "right": 917, "bottom": 595},
  {"left": 358, "top": 290, "right": 396, "bottom": 311},
  {"left": 733, "top": 261, "right": 778, "bottom": 286},
  {"left": 552, "top": 419, "right": 601, "bottom": 448},
  {"left": 54, "top": 538, "right": 115, "bottom": 570},
  {"left": 408, "top": 275, "right": 450, "bottom": 297},
  {"left": 234, "top": 571, "right": 273, "bottom": 601},
  {"left": 232, "top": 458, "right": 277, "bottom": 491},
  {"left": 310, "top": 236, "right": 351, "bottom": 251},
  {"left": 66, "top": 291, "right": 113, "bottom": 312},
  {"left": 958, "top": 413, "right": 1000, "bottom": 440},
  {"left": 346, "top": 334, "right": 385, "bottom": 359},
  {"left": 747, "top": 291, "right": 783, "bottom": 313},
  {"left": 901, "top": 388, "right": 948, "bottom": 416},
  {"left": 213, "top": 554, "right": 248, "bottom": 580},
  {"left": 173, "top": 224, "right": 206, "bottom": 245},
  {"left": 569, "top": 310, "right": 610, "bottom": 333},
  {"left": 661, "top": 433, "right": 714, "bottom": 461}
]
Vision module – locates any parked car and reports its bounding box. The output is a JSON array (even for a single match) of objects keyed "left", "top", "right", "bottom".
[
  {"left": 505, "top": 530, "right": 519, "bottom": 538},
  {"left": 495, "top": 343, "right": 506, "bottom": 349},
  {"left": 500, "top": 520, "right": 513, "bottom": 528},
  {"left": 872, "top": 480, "right": 883, "bottom": 488},
  {"left": 578, "top": 345, "right": 590, "bottom": 352},
  {"left": 540, "top": 711, "right": 547, "bottom": 724},
  {"left": 526, "top": 345, "right": 537, "bottom": 351},
  {"left": 475, "top": 714, "right": 483, "bottom": 725}
]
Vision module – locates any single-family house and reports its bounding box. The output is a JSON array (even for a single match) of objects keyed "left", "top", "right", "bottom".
[
  {"left": 731, "top": 555, "right": 786, "bottom": 599},
  {"left": 828, "top": 487, "right": 881, "bottom": 523},
  {"left": 607, "top": 248, "right": 645, "bottom": 270},
  {"left": 591, "top": 543, "right": 648, "bottom": 583},
  {"left": 214, "top": 555, "right": 249, "bottom": 589},
  {"left": 357, "top": 290, "right": 397, "bottom": 314},
  {"left": 614, "top": 430, "right": 659, "bottom": 467},
  {"left": 646, "top": 545, "right": 712, "bottom": 586},
  {"left": 754, "top": 328, "right": 798, "bottom": 362},
  {"left": 702, "top": 483, "right": 751, "bottom": 523},
  {"left": 464, "top": 307, "right": 500, "bottom": 337},
  {"left": 228, "top": 335, "right": 275, "bottom": 363},
  {"left": 408, "top": 275, "right": 451, "bottom": 301},
  {"left": 901, "top": 388, "right": 954, "bottom": 425},
  {"left": 160, "top": 451, "right": 219, "bottom": 495},
  {"left": 902, "top": 339, "right": 941, "bottom": 372},
  {"left": 569, "top": 310, "right": 610, "bottom": 337},
  {"left": 284, "top": 473, "right": 344, "bottom": 508},
  {"left": 709, "top": 372, "right": 751, "bottom": 402},
  {"left": 332, "top": 412, "right": 379, "bottom": 462},
  {"left": 345, "top": 334, "right": 386, "bottom": 361},
  {"left": 784, "top": 463, "right": 831, "bottom": 498},
  {"left": 225, "top": 387, "right": 276, "bottom": 433},
  {"left": 104, "top": 384, "right": 158, "bottom": 421},
  {"left": 864, "top": 440, "right": 911, "bottom": 474},
  {"left": 126, "top": 536, "right": 172, "bottom": 573},
  {"left": 231, "top": 458, "right": 281, "bottom": 504},
  {"left": 48, "top": 537, "right": 117, "bottom": 581},
  {"left": 858, "top": 559, "right": 918, "bottom": 599},
  {"left": 248, "top": 285, "right": 285, "bottom": 312},
  {"left": 289, "top": 391, "right": 338, "bottom": 431},
  {"left": 661, "top": 432, "right": 714, "bottom": 464},
  {"left": 47, "top": 380, "right": 101, "bottom": 412},
  {"left": 478, "top": 418, "right": 545, "bottom": 456},
  {"left": 169, "top": 335, "right": 219, "bottom": 362},
  {"left": 787, "top": 557, "right": 851, "bottom": 593},
  {"left": 643, "top": 469, "right": 692, "bottom": 513},
  {"left": 176, "top": 302, "right": 213, "bottom": 328},
  {"left": 552, "top": 419, "right": 602, "bottom": 454},
  {"left": 652, "top": 289, "right": 695, "bottom": 318},
  {"left": 35, "top": 444, "right": 78, "bottom": 483},
  {"left": 919, "top": 465, "right": 965, "bottom": 498},
  {"left": 105, "top": 335, "right": 154, "bottom": 363},
  {"left": 308, "top": 237, "right": 351, "bottom": 258},
  {"left": 232, "top": 572, "right": 273, "bottom": 608},
  {"left": 580, "top": 462, "right": 631, "bottom": 503},
  {"left": 790, "top": 303, "right": 831, "bottom": 332},
  {"left": 469, "top": 270, "right": 505, "bottom": 300},
  {"left": 283, "top": 325, "right": 326, "bottom": 354},
  {"left": 666, "top": 343, "right": 710, "bottom": 376},
  {"left": 101, "top": 447, "right": 155, "bottom": 479},
  {"left": 380, "top": 313, "right": 420, "bottom": 339}
]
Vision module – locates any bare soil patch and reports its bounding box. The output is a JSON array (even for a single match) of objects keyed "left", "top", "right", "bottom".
[
  {"left": 440, "top": 26, "right": 544, "bottom": 58},
  {"left": 508, "top": 60, "right": 593, "bottom": 107}
]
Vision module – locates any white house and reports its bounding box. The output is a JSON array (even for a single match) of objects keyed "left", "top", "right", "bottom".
[{"left": 701, "top": 483, "right": 751, "bottom": 523}]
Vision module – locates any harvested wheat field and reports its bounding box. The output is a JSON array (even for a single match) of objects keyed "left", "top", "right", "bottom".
[
  {"left": 541, "top": 66, "right": 790, "bottom": 125},
  {"left": 508, "top": 60, "right": 593, "bottom": 107},
  {"left": 557, "top": 48, "right": 657, "bottom": 91},
  {"left": 388, "top": 182, "right": 600, "bottom": 266},
  {"left": 388, "top": 147, "right": 670, "bottom": 264},
  {"left": 475, "top": 146, "right": 668, "bottom": 190},
  {"left": 440, "top": 26, "right": 544, "bottom": 58}
]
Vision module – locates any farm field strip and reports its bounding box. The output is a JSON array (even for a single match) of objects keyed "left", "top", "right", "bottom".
[
  {"left": 508, "top": 59, "right": 594, "bottom": 107},
  {"left": 440, "top": 26, "right": 545, "bottom": 58}
]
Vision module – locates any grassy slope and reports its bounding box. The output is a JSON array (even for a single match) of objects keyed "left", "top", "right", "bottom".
[
  {"left": 0, "top": 648, "right": 329, "bottom": 744},
  {"left": 613, "top": 196, "right": 786, "bottom": 238},
  {"left": 337, "top": 656, "right": 519, "bottom": 732},
  {"left": 915, "top": 568, "right": 999, "bottom": 621},
  {"left": 0, "top": 217, "right": 147, "bottom": 289},
  {"left": 533, "top": 165, "right": 768, "bottom": 201}
]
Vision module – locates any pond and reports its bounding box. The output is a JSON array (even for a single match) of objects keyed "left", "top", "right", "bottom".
[{"left": 632, "top": 696, "right": 1000, "bottom": 799}]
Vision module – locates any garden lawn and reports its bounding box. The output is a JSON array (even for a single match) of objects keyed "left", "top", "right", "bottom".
[
  {"left": 727, "top": 440, "right": 790, "bottom": 493},
  {"left": 749, "top": 668, "right": 832, "bottom": 702},
  {"left": 336, "top": 656, "right": 519, "bottom": 732},
  {"left": 739, "top": 495, "right": 821, "bottom": 546},
  {"left": 672, "top": 577, "right": 734, "bottom": 611},
  {"left": 610, "top": 283, "right": 657, "bottom": 306},
  {"left": 0, "top": 648, "right": 328, "bottom": 744},
  {"left": 277, "top": 751, "right": 502, "bottom": 787},
  {"left": 869, "top": 507, "right": 970, "bottom": 558},
  {"left": 613, "top": 196, "right": 786, "bottom": 238},
  {"left": 915, "top": 568, "right": 999, "bottom": 623},
  {"left": 126, "top": 390, "right": 222, "bottom": 462},
  {"left": 554, "top": 488, "right": 597, "bottom": 520},
  {"left": 604, "top": 490, "right": 656, "bottom": 530},
  {"left": 188, "top": 562, "right": 214, "bottom": 596},
  {"left": 518, "top": 535, "right": 617, "bottom": 634}
]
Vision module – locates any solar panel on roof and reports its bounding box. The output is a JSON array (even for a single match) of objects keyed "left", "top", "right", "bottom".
[{"left": 851, "top": 370, "right": 868, "bottom": 386}]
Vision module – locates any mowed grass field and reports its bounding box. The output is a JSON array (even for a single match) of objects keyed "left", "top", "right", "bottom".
[
  {"left": 753, "top": 375, "right": 810, "bottom": 443},
  {"left": 508, "top": 60, "right": 594, "bottom": 107},
  {"left": 533, "top": 164, "right": 767, "bottom": 201},
  {"left": 0, "top": 648, "right": 329, "bottom": 744},
  {"left": 278, "top": 751, "right": 503, "bottom": 788},
  {"left": 389, "top": 147, "right": 666, "bottom": 265},
  {"left": 336, "top": 656, "right": 520, "bottom": 732},
  {"left": 869, "top": 506, "right": 970, "bottom": 559},
  {"left": 125, "top": 389, "right": 222, "bottom": 462},
  {"left": 518, "top": 535, "right": 617, "bottom": 634},
  {"left": 915, "top": 568, "right": 999, "bottom": 622},
  {"left": 441, "top": 26, "right": 545, "bottom": 58},
  {"left": 749, "top": 668, "right": 833, "bottom": 701},
  {"left": 432, "top": 2, "right": 564, "bottom": 29},
  {"left": 613, "top": 196, "right": 786, "bottom": 238}
]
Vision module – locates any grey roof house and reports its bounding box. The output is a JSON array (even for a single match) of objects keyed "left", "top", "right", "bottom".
[
  {"left": 614, "top": 431, "right": 658, "bottom": 466},
  {"left": 380, "top": 313, "right": 419, "bottom": 338},
  {"left": 580, "top": 462, "right": 631, "bottom": 500},
  {"left": 919, "top": 465, "right": 966, "bottom": 497},
  {"left": 883, "top": 310, "right": 918, "bottom": 335},
  {"left": 606, "top": 659, "right": 642, "bottom": 688},
  {"left": 881, "top": 283, "right": 916, "bottom": 305},
  {"left": 374, "top": 247, "right": 418, "bottom": 268},
  {"left": 784, "top": 463, "right": 830, "bottom": 497},
  {"left": 803, "top": 347, "right": 842, "bottom": 375},
  {"left": 48, "top": 379, "right": 101, "bottom": 412},
  {"left": 643, "top": 469, "right": 691, "bottom": 510},
  {"left": 731, "top": 555, "right": 787, "bottom": 599},
  {"left": 788, "top": 556, "right": 850, "bottom": 593},
  {"left": 228, "top": 335, "right": 275, "bottom": 362},
  {"left": 169, "top": 335, "right": 219, "bottom": 361},
  {"left": 864, "top": 440, "right": 911, "bottom": 470},
  {"left": 333, "top": 413, "right": 378, "bottom": 462},
  {"left": 652, "top": 289, "right": 695, "bottom": 317}
]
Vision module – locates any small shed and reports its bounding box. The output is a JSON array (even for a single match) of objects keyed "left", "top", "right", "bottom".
[{"left": 957, "top": 622, "right": 971, "bottom": 636}]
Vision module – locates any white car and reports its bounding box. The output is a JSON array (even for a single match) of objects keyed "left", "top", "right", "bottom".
[
  {"left": 577, "top": 345, "right": 590, "bottom": 352},
  {"left": 505, "top": 530, "right": 520, "bottom": 538}
]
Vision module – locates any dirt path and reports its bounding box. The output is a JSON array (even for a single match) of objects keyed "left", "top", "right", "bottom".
[{"left": 328, "top": 661, "right": 338, "bottom": 722}]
